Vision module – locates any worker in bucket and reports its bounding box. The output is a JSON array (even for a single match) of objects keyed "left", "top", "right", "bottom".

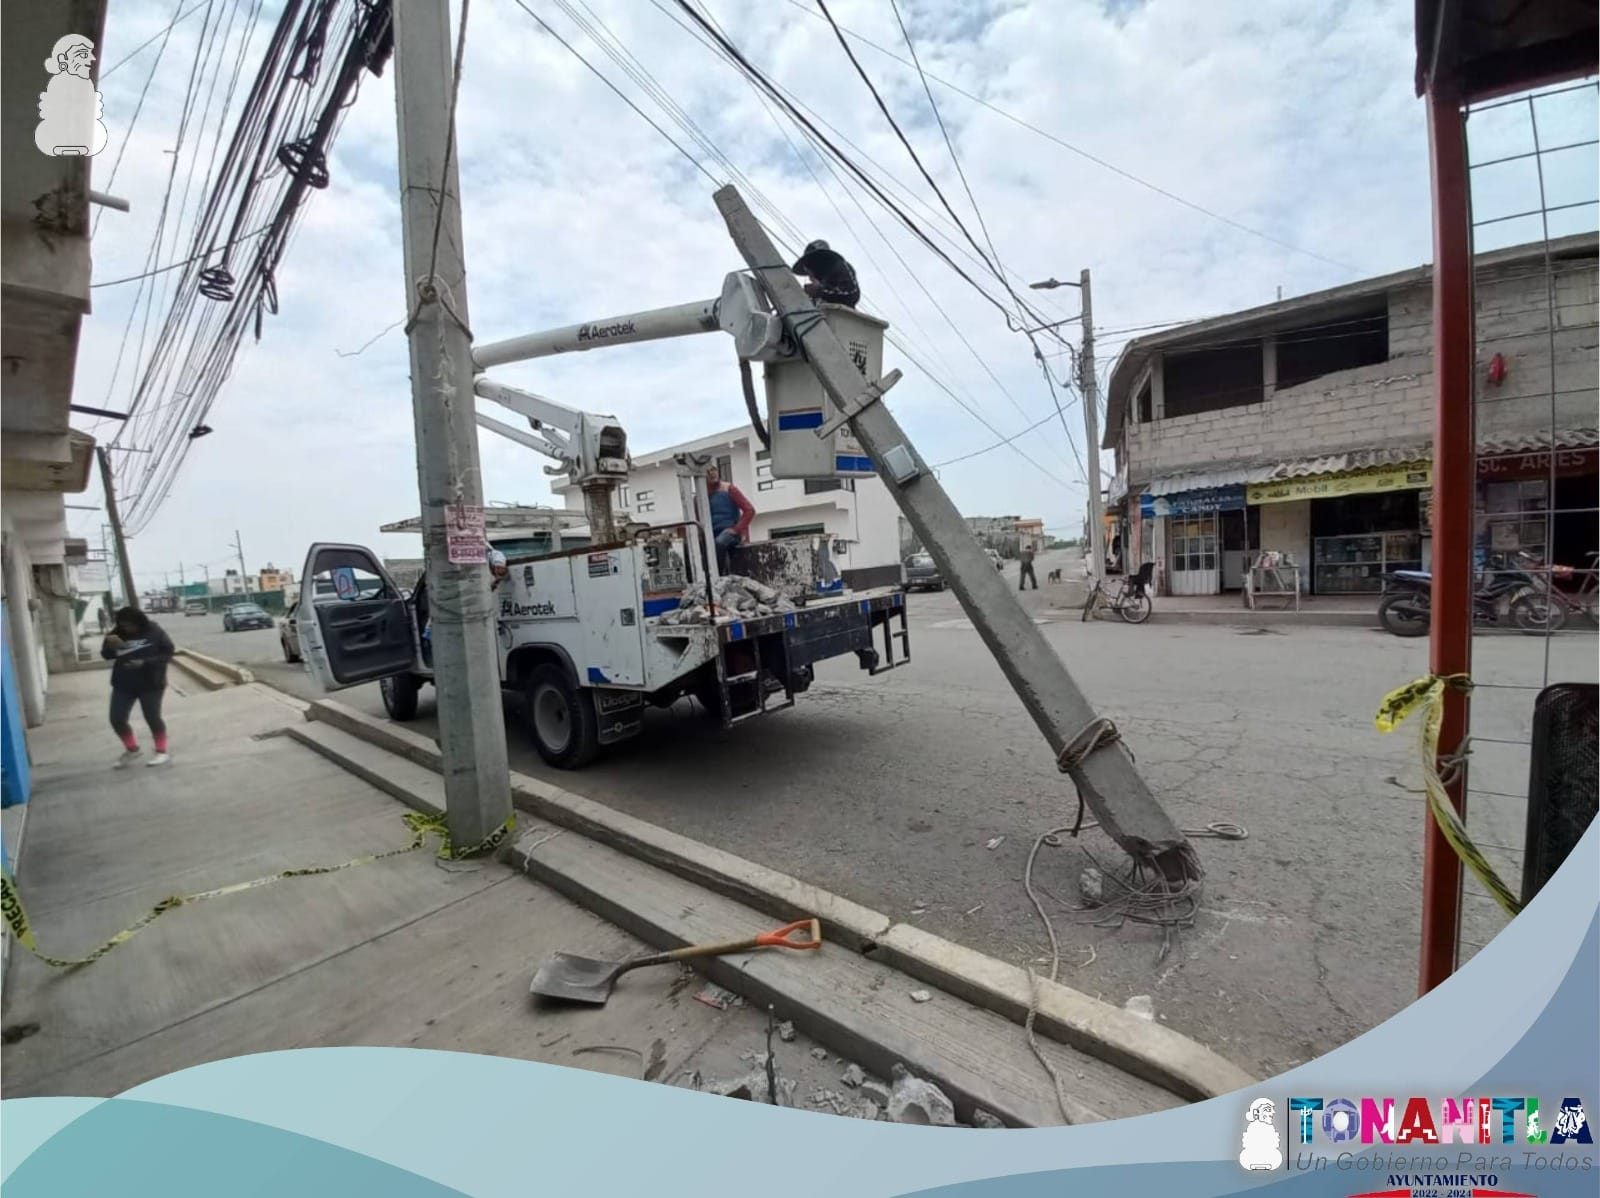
[
  {"left": 488, "top": 548, "right": 509, "bottom": 590},
  {"left": 707, "top": 464, "right": 755, "bottom": 574},
  {"left": 792, "top": 239, "right": 860, "bottom": 308}
]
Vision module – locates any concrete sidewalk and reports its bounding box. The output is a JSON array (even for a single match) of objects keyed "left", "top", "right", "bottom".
[
  {"left": 1018, "top": 579, "right": 1375, "bottom": 626},
  {"left": 0, "top": 672, "right": 857, "bottom": 1105}
]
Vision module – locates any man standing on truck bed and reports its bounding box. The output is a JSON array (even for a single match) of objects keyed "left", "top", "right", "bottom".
[
  {"left": 791, "top": 240, "right": 860, "bottom": 308},
  {"left": 708, "top": 464, "right": 755, "bottom": 574}
]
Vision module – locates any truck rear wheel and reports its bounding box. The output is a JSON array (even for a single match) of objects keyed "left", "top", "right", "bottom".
[
  {"left": 525, "top": 663, "right": 600, "bottom": 769},
  {"left": 380, "top": 672, "right": 421, "bottom": 721}
]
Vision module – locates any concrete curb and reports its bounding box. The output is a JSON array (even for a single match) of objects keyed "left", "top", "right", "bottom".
[
  {"left": 174, "top": 648, "right": 255, "bottom": 687},
  {"left": 303, "top": 697, "right": 1257, "bottom": 1101}
]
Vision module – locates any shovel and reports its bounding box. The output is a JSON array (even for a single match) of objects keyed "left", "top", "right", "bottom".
[{"left": 530, "top": 919, "right": 822, "bottom": 1006}]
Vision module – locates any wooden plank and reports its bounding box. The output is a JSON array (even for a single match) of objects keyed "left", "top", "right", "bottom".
[{"left": 512, "top": 830, "right": 1186, "bottom": 1126}]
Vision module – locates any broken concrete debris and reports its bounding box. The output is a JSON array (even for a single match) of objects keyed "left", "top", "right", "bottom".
[
  {"left": 840, "top": 1063, "right": 865, "bottom": 1088},
  {"left": 985, "top": 836, "right": 1005, "bottom": 851},
  {"left": 859, "top": 1079, "right": 892, "bottom": 1109},
  {"left": 693, "top": 983, "right": 739, "bottom": 1011},
  {"left": 886, "top": 1064, "right": 957, "bottom": 1127},
  {"left": 653, "top": 575, "right": 796, "bottom": 626},
  {"left": 776, "top": 1020, "right": 796, "bottom": 1042},
  {"left": 810, "top": 1046, "right": 829, "bottom": 1060},
  {"left": 1123, "top": 994, "right": 1155, "bottom": 1022},
  {"left": 909, "top": 989, "right": 932, "bottom": 1004},
  {"left": 1079, "top": 866, "right": 1104, "bottom": 905},
  {"left": 971, "top": 1108, "right": 1005, "bottom": 1130}
]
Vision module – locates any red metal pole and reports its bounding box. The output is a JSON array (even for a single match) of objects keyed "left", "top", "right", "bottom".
[{"left": 1420, "top": 91, "right": 1475, "bottom": 995}]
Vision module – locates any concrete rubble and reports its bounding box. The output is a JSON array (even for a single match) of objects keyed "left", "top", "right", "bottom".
[
  {"left": 652, "top": 574, "right": 796, "bottom": 626},
  {"left": 776, "top": 1020, "right": 796, "bottom": 1042},
  {"left": 971, "top": 1108, "right": 1006, "bottom": 1130},
  {"left": 886, "top": 1063, "right": 957, "bottom": 1127},
  {"left": 840, "top": 1063, "right": 865, "bottom": 1088},
  {"left": 1124, "top": 994, "right": 1156, "bottom": 1022}
]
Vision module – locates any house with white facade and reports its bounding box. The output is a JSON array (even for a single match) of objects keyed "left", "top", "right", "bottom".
[{"left": 551, "top": 424, "right": 904, "bottom": 590}]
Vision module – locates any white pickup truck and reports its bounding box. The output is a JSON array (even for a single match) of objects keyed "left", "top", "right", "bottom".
[{"left": 295, "top": 526, "right": 908, "bottom": 769}]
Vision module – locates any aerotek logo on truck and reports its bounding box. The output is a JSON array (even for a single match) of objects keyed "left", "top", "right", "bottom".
[
  {"left": 501, "top": 597, "right": 558, "bottom": 619},
  {"left": 576, "top": 320, "right": 635, "bottom": 343}
]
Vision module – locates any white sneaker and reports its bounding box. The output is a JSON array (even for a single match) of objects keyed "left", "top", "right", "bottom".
[
  {"left": 114, "top": 749, "right": 142, "bottom": 769},
  {"left": 146, "top": 752, "right": 170, "bottom": 767}
]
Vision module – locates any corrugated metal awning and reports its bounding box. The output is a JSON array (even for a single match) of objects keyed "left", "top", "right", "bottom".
[
  {"left": 1145, "top": 463, "right": 1273, "bottom": 495},
  {"left": 1140, "top": 429, "right": 1598, "bottom": 499}
]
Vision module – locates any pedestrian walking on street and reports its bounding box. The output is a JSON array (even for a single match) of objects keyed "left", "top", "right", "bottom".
[
  {"left": 101, "top": 606, "right": 174, "bottom": 768},
  {"left": 1018, "top": 545, "right": 1038, "bottom": 591}
]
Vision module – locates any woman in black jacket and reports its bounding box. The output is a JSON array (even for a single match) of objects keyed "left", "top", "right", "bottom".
[{"left": 101, "top": 606, "right": 174, "bottom": 767}]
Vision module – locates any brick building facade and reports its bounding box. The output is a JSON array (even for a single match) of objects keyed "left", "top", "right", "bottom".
[{"left": 1102, "top": 235, "right": 1597, "bottom": 597}]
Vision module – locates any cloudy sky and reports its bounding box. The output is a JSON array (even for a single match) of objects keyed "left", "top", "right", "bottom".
[{"left": 67, "top": 0, "right": 1553, "bottom": 590}]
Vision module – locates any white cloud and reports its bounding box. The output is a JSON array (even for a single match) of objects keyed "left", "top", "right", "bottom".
[{"left": 74, "top": 0, "right": 1459, "bottom": 586}]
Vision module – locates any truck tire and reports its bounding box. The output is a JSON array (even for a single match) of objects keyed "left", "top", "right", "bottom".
[
  {"left": 525, "top": 663, "right": 600, "bottom": 769},
  {"left": 380, "top": 672, "right": 421, "bottom": 721}
]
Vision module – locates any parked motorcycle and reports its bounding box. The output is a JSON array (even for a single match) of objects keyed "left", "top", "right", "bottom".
[{"left": 1378, "top": 551, "right": 1570, "bottom": 637}]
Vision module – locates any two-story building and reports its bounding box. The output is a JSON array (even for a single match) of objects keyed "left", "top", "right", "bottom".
[
  {"left": 1102, "top": 235, "right": 1597, "bottom": 597},
  {"left": 550, "top": 424, "right": 904, "bottom": 590}
]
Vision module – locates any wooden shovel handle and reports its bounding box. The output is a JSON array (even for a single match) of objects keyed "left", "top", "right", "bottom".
[{"left": 625, "top": 920, "right": 824, "bottom": 971}]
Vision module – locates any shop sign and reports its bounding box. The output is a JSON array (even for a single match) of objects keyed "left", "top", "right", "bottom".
[
  {"left": 1140, "top": 485, "right": 1246, "bottom": 518},
  {"left": 1247, "top": 464, "right": 1431, "bottom": 506},
  {"left": 1476, "top": 446, "right": 1596, "bottom": 480}
]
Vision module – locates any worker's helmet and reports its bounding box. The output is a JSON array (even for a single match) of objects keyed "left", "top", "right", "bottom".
[{"left": 805, "top": 239, "right": 830, "bottom": 254}]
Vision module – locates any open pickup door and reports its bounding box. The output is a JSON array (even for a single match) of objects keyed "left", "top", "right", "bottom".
[{"left": 297, "top": 543, "right": 419, "bottom": 691}]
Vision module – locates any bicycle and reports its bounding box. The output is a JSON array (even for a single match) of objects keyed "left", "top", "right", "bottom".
[{"left": 1081, "top": 561, "right": 1154, "bottom": 624}]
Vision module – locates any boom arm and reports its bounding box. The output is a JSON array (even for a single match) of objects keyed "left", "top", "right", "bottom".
[{"left": 475, "top": 376, "right": 630, "bottom": 540}]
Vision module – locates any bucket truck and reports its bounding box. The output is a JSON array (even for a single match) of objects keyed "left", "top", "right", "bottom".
[{"left": 294, "top": 333, "right": 910, "bottom": 769}]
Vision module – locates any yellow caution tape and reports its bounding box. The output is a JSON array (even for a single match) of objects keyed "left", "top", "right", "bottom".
[
  {"left": 1375, "top": 674, "right": 1523, "bottom": 917},
  {"left": 0, "top": 810, "right": 514, "bottom": 971}
]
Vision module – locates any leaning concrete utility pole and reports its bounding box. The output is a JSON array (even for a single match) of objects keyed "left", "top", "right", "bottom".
[
  {"left": 97, "top": 446, "right": 138, "bottom": 610},
  {"left": 716, "top": 187, "right": 1195, "bottom": 883},
  {"left": 1077, "top": 270, "right": 1108, "bottom": 580},
  {"left": 391, "top": 0, "right": 512, "bottom": 847}
]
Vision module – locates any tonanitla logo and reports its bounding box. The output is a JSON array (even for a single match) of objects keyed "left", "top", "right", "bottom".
[{"left": 1287, "top": 1096, "right": 1591, "bottom": 1149}]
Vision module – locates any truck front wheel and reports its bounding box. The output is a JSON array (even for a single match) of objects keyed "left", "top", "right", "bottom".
[
  {"left": 525, "top": 663, "right": 600, "bottom": 769},
  {"left": 380, "top": 672, "right": 422, "bottom": 721}
]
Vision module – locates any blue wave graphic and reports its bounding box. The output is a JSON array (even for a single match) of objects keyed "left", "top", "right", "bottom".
[
  {"left": 3, "top": 1097, "right": 468, "bottom": 1198},
  {"left": 0, "top": 830, "right": 1591, "bottom": 1197}
]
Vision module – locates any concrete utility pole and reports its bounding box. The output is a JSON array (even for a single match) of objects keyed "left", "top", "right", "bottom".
[
  {"left": 97, "top": 446, "right": 138, "bottom": 610},
  {"left": 390, "top": 0, "right": 512, "bottom": 848},
  {"left": 232, "top": 530, "right": 250, "bottom": 599},
  {"left": 1077, "top": 270, "right": 1108, "bottom": 581},
  {"left": 1030, "top": 272, "right": 1106, "bottom": 578},
  {"left": 717, "top": 188, "right": 1195, "bottom": 882}
]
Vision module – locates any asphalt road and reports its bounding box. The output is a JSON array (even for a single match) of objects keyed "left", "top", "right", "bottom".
[{"left": 171, "top": 551, "right": 1597, "bottom": 1079}]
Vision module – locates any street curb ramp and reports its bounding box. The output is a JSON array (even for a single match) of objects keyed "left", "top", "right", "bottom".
[{"left": 298, "top": 698, "right": 1256, "bottom": 1108}]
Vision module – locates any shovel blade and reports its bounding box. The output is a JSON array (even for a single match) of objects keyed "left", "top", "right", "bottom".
[{"left": 530, "top": 952, "right": 624, "bottom": 1005}]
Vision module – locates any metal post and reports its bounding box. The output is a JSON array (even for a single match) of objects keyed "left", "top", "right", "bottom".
[
  {"left": 97, "top": 446, "right": 139, "bottom": 610},
  {"left": 392, "top": 0, "right": 512, "bottom": 847},
  {"left": 1079, "top": 269, "right": 1108, "bottom": 580},
  {"left": 1420, "top": 91, "right": 1474, "bottom": 995},
  {"left": 716, "top": 186, "right": 1195, "bottom": 881}
]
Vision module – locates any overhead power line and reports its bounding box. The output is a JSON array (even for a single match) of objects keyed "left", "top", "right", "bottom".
[{"left": 775, "top": 0, "right": 1355, "bottom": 273}]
